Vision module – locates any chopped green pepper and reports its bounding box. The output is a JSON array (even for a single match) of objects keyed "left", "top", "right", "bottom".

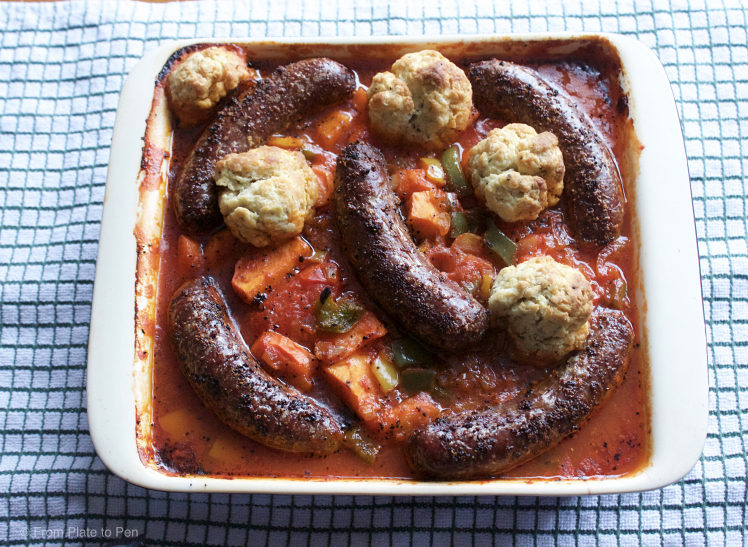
[
  {"left": 431, "top": 384, "right": 451, "bottom": 401},
  {"left": 401, "top": 368, "right": 437, "bottom": 393},
  {"left": 451, "top": 210, "right": 485, "bottom": 237},
  {"left": 315, "top": 295, "right": 365, "bottom": 333},
  {"left": 465, "top": 210, "right": 485, "bottom": 232},
  {"left": 450, "top": 212, "right": 468, "bottom": 238},
  {"left": 441, "top": 145, "right": 472, "bottom": 198},
  {"left": 301, "top": 149, "right": 317, "bottom": 161},
  {"left": 345, "top": 427, "right": 380, "bottom": 465},
  {"left": 371, "top": 355, "right": 399, "bottom": 393},
  {"left": 392, "top": 339, "right": 433, "bottom": 367},
  {"left": 484, "top": 221, "right": 517, "bottom": 266}
]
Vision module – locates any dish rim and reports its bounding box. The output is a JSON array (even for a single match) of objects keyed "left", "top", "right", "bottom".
[{"left": 87, "top": 32, "right": 708, "bottom": 496}]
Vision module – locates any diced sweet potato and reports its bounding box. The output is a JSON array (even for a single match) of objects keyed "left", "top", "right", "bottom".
[
  {"left": 314, "top": 311, "right": 387, "bottom": 365},
  {"left": 177, "top": 235, "right": 206, "bottom": 278},
  {"left": 452, "top": 233, "right": 484, "bottom": 256},
  {"left": 394, "top": 169, "right": 438, "bottom": 200},
  {"left": 323, "top": 350, "right": 383, "bottom": 422},
  {"left": 352, "top": 87, "right": 368, "bottom": 112},
  {"left": 407, "top": 190, "right": 451, "bottom": 239},
  {"left": 311, "top": 163, "right": 335, "bottom": 207},
  {"left": 377, "top": 392, "right": 441, "bottom": 440},
  {"left": 204, "top": 228, "right": 238, "bottom": 270},
  {"left": 232, "top": 237, "right": 313, "bottom": 303},
  {"left": 316, "top": 110, "right": 354, "bottom": 149},
  {"left": 251, "top": 331, "right": 316, "bottom": 391},
  {"left": 346, "top": 125, "right": 372, "bottom": 145},
  {"left": 207, "top": 437, "right": 246, "bottom": 462},
  {"left": 158, "top": 408, "right": 193, "bottom": 437}
]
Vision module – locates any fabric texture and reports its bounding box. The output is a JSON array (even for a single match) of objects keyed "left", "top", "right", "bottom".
[{"left": 0, "top": 0, "right": 745, "bottom": 545}]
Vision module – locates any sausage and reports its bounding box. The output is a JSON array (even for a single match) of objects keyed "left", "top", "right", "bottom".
[
  {"left": 333, "top": 142, "right": 489, "bottom": 354},
  {"left": 406, "top": 308, "right": 634, "bottom": 479},
  {"left": 169, "top": 277, "right": 344, "bottom": 455},
  {"left": 468, "top": 60, "right": 624, "bottom": 246},
  {"left": 174, "top": 58, "right": 356, "bottom": 235}
]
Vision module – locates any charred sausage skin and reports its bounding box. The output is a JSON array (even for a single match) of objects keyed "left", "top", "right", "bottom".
[
  {"left": 333, "top": 142, "right": 489, "bottom": 354},
  {"left": 174, "top": 58, "right": 356, "bottom": 235},
  {"left": 469, "top": 60, "right": 624, "bottom": 246},
  {"left": 169, "top": 277, "right": 344, "bottom": 455},
  {"left": 407, "top": 308, "right": 634, "bottom": 479}
]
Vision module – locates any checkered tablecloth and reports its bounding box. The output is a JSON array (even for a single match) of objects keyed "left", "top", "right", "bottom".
[{"left": 0, "top": 0, "right": 745, "bottom": 545}]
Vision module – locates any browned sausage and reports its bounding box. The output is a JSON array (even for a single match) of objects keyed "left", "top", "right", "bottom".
[
  {"left": 174, "top": 58, "right": 356, "bottom": 235},
  {"left": 468, "top": 60, "right": 624, "bottom": 246},
  {"left": 406, "top": 308, "right": 633, "bottom": 479},
  {"left": 333, "top": 142, "right": 489, "bottom": 354},
  {"left": 169, "top": 277, "right": 343, "bottom": 455}
]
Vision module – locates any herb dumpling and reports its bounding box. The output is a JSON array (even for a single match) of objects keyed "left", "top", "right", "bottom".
[
  {"left": 468, "top": 124, "right": 565, "bottom": 222},
  {"left": 166, "top": 46, "right": 253, "bottom": 126},
  {"left": 488, "top": 256, "right": 593, "bottom": 363},
  {"left": 367, "top": 50, "right": 472, "bottom": 147},
  {"left": 216, "top": 147, "right": 318, "bottom": 247}
]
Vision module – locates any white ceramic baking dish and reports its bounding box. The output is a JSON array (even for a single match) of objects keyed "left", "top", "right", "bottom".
[{"left": 88, "top": 33, "right": 707, "bottom": 495}]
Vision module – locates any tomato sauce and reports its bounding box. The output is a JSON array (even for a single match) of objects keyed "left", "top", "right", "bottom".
[{"left": 148, "top": 49, "right": 649, "bottom": 480}]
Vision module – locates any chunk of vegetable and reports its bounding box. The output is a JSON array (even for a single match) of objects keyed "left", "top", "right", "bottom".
[
  {"left": 425, "top": 240, "right": 494, "bottom": 296},
  {"left": 306, "top": 249, "right": 330, "bottom": 265},
  {"left": 479, "top": 272, "right": 494, "bottom": 301},
  {"left": 352, "top": 87, "right": 368, "bottom": 112},
  {"left": 250, "top": 330, "right": 316, "bottom": 391},
  {"left": 378, "top": 392, "right": 441, "bottom": 440},
  {"left": 316, "top": 110, "right": 354, "bottom": 149},
  {"left": 232, "top": 237, "right": 313, "bottom": 303},
  {"left": 401, "top": 368, "right": 437, "bottom": 393},
  {"left": 484, "top": 221, "right": 517, "bottom": 266},
  {"left": 242, "top": 262, "right": 342, "bottom": 346},
  {"left": 371, "top": 354, "right": 399, "bottom": 393},
  {"left": 311, "top": 163, "right": 335, "bottom": 206},
  {"left": 177, "top": 235, "right": 206, "bottom": 278},
  {"left": 159, "top": 408, "right": 193, "bottom": 437},
  {"left": 442, "top": 145, "right": 472, "bottom": 197},
  {"left": 451, "top": 213, "right": 485, "bottom": 239},
  {"left": 315, "top": 311, "right": 388, "bottom": 365},
  {"left": 266, "top": 135, "right": 306, "bottom": 149},
  {"left": 207, "top": 437, "right": 245, "bottom": 462},
  {"left": 393, "top": 169, "right": 438, "bottom": 200},
  {"left": 431, "top": 384, "right": 451, "bottom": 401},
  {"left": 204, "top": 228, "right": 237, "bottom": 270},
  {"left": 452, "top": 233, "right": 484, "bottom": 256},
  {"left": 323, "top": 351, "right": 382, "bottom": 422},
  {"left": 345, "top": 427, "right": 380, "bottom": 465},
  {"left": 388, "top": 157, "right": 417, "bottom": 176},
  {"left": 316, "top": 294, "right": 365, "bottom": 333},
  {"left": 392, "top": 339, "right": 433, "bottom": 367},
  {"left": 297, "top": 261, "right": 339, "bottom": 285},
  {"left": 406, "top": 191, "right": 451, "bottom": 239},
  {"left": 301, "top": 149, "right": 317, "bottom": 161},
  {"left": 418, "top": 157, "right": 446, "bottom": 186},
  {"left": 306, "top": 150, "right": 337, "bottom": 207},
  {"left": 450, "top": 212, "right": 469, "bottom": 238}
]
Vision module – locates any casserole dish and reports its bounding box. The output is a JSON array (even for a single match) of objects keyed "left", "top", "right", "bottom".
[{"left": 88, "top": 33, "right": 707, "bottom": 495}]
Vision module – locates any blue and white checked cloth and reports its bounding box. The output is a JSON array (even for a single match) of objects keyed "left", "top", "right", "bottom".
[{"left": 0, "top": 1, "right": 746, "bottom": 545}]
